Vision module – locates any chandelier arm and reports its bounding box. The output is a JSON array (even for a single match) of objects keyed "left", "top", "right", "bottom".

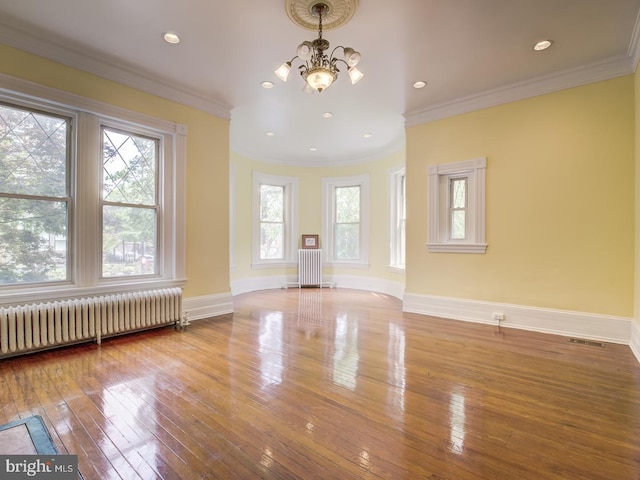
[
  {"left": 333, "top": 58, "right": 349, "bottom": 68},
  {"left": 330, "top": 45, "right": 346, "bottom": 59}
]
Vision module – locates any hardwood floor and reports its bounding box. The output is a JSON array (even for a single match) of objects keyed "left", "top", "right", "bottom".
[{"left": 1, "top": 288, "right": 640, "bottom": 479}]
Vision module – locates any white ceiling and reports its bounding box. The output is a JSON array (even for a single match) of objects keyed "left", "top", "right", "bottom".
[{"left": 0, "top": 0, "right": 638, "bottom": 165}]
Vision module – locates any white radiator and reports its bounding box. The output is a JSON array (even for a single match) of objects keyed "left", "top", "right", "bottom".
[
  {"left": 298, "top": 249, "right": 323, "bottom": 287},
  {"left": 0, "top": 287, "right": 182, "bottom": 358}
]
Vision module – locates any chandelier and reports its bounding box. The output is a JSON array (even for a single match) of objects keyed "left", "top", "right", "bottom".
[{"left": 275, "top": 2, "right": 363, "bottom": 93}]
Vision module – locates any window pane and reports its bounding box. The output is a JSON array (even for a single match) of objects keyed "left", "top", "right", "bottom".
[
  {"left": 260, "top": 185, "right": 284, "bottom": 222},
  {"left": 336, "top": 223, "right": 359, "bottom": 260},
  {"left": 103, "top": 129, "right": 157, "bottom": 205},
  {"left": 399, "top": 218, "right": 406, "bottom": 265},
  {"left": 336, "top": 186, "right": 360, "bottom": 222},
  {"left": 451, "top": 178, "right": 466, "bottom": 208},
  {"left": 451, "top": 210, "right": 466, "bottom": 240},
  {"left": 400, "top": 175, "right": 406, "bottom": 265},
  {"left": 260, "top": 223, "right": 284, "bottom": 259},
  {"left": 103, "top": 205, "right": 157, "bottom": 277},
  {"left": 0, "top": 104, "right": 68, "bottom": 197},
  {"left": 0, "top": 198, "right": 68, "bottom": 284},
  {"left": 401, "top": 175, "right": 406, "bottom": 220}
]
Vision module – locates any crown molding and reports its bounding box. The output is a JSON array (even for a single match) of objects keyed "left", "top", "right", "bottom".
[
  {"left": 628, "top": 7, "right": 640, "bottom": 70},
  {"left": 405, "top": 55, "right": 635, "bottom": 127},
  {"left": 0, "top": 18, "right": 231, "bottom": 120}
]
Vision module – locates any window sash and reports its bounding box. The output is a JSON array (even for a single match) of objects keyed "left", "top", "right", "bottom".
[
  {"left": 322, "top": 174, "right": 369, "bottom": 267},
  {"left": 100, "top": 127, "right": 160, "bottom": 278},
  {"left": 449, "top": 177, "right": 467, "bottom": 240},
  {"left": 252, "top": 173, "right": 298, "bottom": 267},
  {"left": 389, "top": 167, "right": 406, "bottom": 269},
  {"left": 0, "top": 102, "right": 72, "bottom": 286},
  {"left": 335, "top": 186, "right": 361, "bottom": 261}
]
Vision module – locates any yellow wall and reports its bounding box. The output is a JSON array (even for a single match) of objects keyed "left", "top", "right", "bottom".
[
  {"left": 230, "top": 151, "right": 405, "bottom": 283},
  {"left": 407, "top": 76, "right": 635, "bottom": 317},
  {"left": 4, "top": 43, "right": 635, "bottom": 318},
  {"left": 0, "top": 45, "right": 231, "bottom": 299}
]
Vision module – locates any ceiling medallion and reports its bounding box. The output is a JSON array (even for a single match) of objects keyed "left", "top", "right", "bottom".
[{"left": 285, "top": 0, "right": 358, "bottom": 31}]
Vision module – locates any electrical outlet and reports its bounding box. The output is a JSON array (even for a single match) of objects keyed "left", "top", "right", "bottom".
[{"left": 493, "top": 313, "right": 504, "bottom": 321}]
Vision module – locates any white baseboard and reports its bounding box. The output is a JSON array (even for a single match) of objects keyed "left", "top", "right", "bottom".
[
  {"left": 329, "top": 275, "right": 404, "bottom": 299},
  {"left": 403, "top": 293, "right": 632, "bottom": 345},
  {"left": 231, "top": 276, "right": 290, "bottom": 296},
  {"left": 631, "top": 321, "right": 640, "bottom": 362},
  {"left": 231, "top": 274, "right": 405, "bottom": 299},
  {"left": 183, "top": 292, "right": 233, "bottom": 321}
]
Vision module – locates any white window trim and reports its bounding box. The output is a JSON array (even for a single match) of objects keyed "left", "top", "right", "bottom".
[
  {"left": 0, "top": 73, "right": 186, "bottom": 305},
  {"left": 252, "top": 171, "right": 299, "bottom": 269},
  {"left": 427, "top": 158, "right": 487, "bottom": 254},
  {"left": 388, "top": 165, "right": 406, "bottom": 271},
  {"left": 322, "top": 174, "right": 370, "bottom": 268}
]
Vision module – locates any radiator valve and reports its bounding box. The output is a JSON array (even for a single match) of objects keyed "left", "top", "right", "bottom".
[{"left": 178, "top": 312, "right": 191, "bottom": 330}]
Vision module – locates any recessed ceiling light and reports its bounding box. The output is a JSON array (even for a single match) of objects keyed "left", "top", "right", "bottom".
[
  {"left": 533, "top": 40, "right": 553, "bottom": 51},
  {"left": 413, "top": 81, "right": 427, "bottom": 89},
  {"left": 363, "top": 133, "right": 373, "bottom": 138},
  {"left": 322, "top": 112, "right": 333, "bottom": 118},
  {"left": 266, "top": 131, "right": 275, "bottom": 137},
  {"left": 309, "top": 147, "right": 318, "bottom": 151},
  {"left": 162, "top": 32, "right": 181, "bottom": 44},
  {"left": 261, "top": 81, "right": 274, "bottom": 89}
]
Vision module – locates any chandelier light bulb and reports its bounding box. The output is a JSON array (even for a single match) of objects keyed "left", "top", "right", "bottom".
[
  {"left": 274, "top": 62, "right": 292, "bottom": 82},
  {"left": 297, "top": 41, "right": 314, "bottom": 60},
  {"left": 305, "top": 67, "right": 336, "bottom": 92},
  {"left": 348, "top": 66, "right": 364, "bottom": 84},
  {"left": 343, "top": 47, "right": 361, "bottom": 67}
]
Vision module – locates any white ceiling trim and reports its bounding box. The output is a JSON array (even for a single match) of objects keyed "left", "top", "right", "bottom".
[
  {"left": 0, "top": 18, "right": 231, "bottom": 120},
  {"left": 405, "top": 55, "right": 634, "bottom": 128}
]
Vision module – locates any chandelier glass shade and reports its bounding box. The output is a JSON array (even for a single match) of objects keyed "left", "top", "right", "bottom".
[{"left": 275, "top": 3, "right": 363, "bottom": 93}]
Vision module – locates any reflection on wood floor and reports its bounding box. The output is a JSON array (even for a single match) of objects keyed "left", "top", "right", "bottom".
[{"left": 1, "top": 288, "right": 640, "bottom": 479}]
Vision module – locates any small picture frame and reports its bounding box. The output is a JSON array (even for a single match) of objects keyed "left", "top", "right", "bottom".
[{"left": 302, "top": 234, "right": 319, "bottom": 249}]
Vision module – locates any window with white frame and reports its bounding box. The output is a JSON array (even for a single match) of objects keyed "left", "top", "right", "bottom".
[
  {"left": 102, "top": 127, "right": 159, "bottom": 277},
  {"left": 0, "top": 102, "right": 71, "bottom": 285},
  {"left": 427, "top": 158, "right": 486, "bottom": 253},
  {"left": 252, "top": 172, "right": 298, "bottom": 267},
  {"left": 0, "top": 80, "right": 186, "bottom": 303},
  {"left": 322, "top": 174, "right": 369, "bottom": 266},
  {"left": 389, "top": 166, "right": 406, "bottom": 269}
]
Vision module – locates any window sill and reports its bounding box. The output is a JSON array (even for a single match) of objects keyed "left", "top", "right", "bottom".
[
  {"left": 0, "top": 278, "right": 187, "bottom": 307},
  {"left": 427, "top": 243, "right": 487, "bottom": 254}
]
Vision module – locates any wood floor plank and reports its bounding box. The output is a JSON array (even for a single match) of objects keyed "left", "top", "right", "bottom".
[{"left": 1, "top": 288, "right": 640, "bottom": 479}]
